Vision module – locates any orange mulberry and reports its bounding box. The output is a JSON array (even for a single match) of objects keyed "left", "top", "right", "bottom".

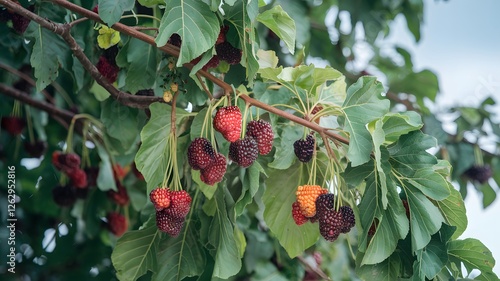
[{"left": 296, "top": 185, "right": 327, "bottom": 217}]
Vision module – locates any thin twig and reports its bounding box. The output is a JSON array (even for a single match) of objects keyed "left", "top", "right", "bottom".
[
  {"left": 0, "top": 0, "right": 163, "bottom": 109},
  {"left": 0, "top": 62, "right": 55, "bottom": 104},
  {"left": 1, "top": 0, "right": 351, "bottom": 146},
  {"left": 0, "top": 83, "right": 74, "bottom": 121},
  {"left": 195, "top": 73, "right": 213, "bottom": 100}
]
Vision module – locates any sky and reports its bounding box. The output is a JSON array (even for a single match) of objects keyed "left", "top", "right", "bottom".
[{"left": 386, "top": 0, "right": 500, "bottom": 275}]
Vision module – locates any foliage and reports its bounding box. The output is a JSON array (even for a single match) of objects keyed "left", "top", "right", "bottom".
[{"left": 0, "top": 0, "right": 499, "bottom": 280}]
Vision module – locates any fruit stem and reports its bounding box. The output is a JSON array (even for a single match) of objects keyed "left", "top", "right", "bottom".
[
  {"left": 81, "top": 121, "right": 91, "bottom": 168},
  {"left": 241, "top": 102, "right": 251, "bottom": 138},
  {"left": 120, "top": 14, "right": 161, "bottom": 23},
  {"left": 65, "top": 113, "right": 105, "bottom": 154},
  {"left": 196, "top": 73, "right": 214, "bottom": 100},
  {"left": 24, "top": 105, "right": 35, "bottom": 144},
  {"left": 473, "top": 144, "right": 484, "bottom": 166}
]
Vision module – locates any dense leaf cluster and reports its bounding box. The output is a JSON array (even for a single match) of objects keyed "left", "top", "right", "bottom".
[{"left": 0, "top": 0, "right": 499, "bottom": 280}]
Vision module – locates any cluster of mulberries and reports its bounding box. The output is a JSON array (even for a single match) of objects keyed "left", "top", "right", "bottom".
[
  {"left": 150, "top": 188, "right": 192, "bottom": 237},
  {"left": 50, "top": 152, "right": 96, "bottom": 206},
  {"left": 292, "top": 187, "right": 355, "bottom": 242},
  {"left": 187, "top": 106, "right": 274, "bottom": 185},
  {"left": 96, "top": 45, "right": 120, "bottom": 83},
  {"left": 187, "top": 137, "right": 227, "bottom": 185}
]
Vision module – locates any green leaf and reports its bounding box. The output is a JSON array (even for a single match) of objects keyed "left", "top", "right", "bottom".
[
  {"left": 25, "top": 23, "right": 67, "bottom": 91},
  {"left": 235, "top": 162, "right": 262, "bottom": 215},
  {"left": 480, "top": 183, "right": 497, "bottom": 208},
  {"left": 316, "top": 76, "right": 347, "bottom": 106},
  {"left": 97, "top": 25, "right": 121, "bottom": 49},
  {"left": 268, "top": 124, "right": 302, "bottom": 170},
  {"left": 260, "top": 64, "right": 343, "bottom": 96},
  {"left": 137, "top": 0, "right": 164, "bottom": 7},
  {"left": 263, "top": 163, "right": 319, "bottom": 258},
  {"left": 415, "top": 234, "right": 448, "bottom": 279},
  {"left": 135, "top": 103, "right": 190, "bottom": 191},
  {"left": 404, "top": 186, "right": 444, "bottom": 252},
  {"left": 405, "top": 168, "right": 450, "bottom": 201},
  {"left": 256, "top": 49, "right": 279, "bottom": 69},
  {"left": 90, "top": 80, "right": 110, "bottom": 101},
  {"left": 125, "top": 38, "right": 158, "bottom": 93},
  {"left": 343, "top": 162, "right": 374, "bottom": 189},
  {"left": 356, "top": 252, "right": 402, "bottom": 281},
  {"left": 96, "top": 142, "right": 117, "bottom": 191},
  {"left": 101, "top": 100, "right": 139, "bottom": 151},
  {"left": 388, "top": 131, "right": 438, "bottom": 177},
  {"left": 152, "top": 224, "right": 205, "bottom": 281},
  {"left": 339, "top": 76, "right": 390, "bottom": 166},
  {"left": 436, "top": 183, "right": 467, "bottom": 239},
  {"left": 225, "top": 0, "right": 260, "bottom": 84},
  {"left": 155, "top": 0, "right": 220, "bottom": 66},
  {"left": 208, "top": 188, "right": 242, "bottom": 279},
  {"left": 98, "top": 0, "right": 135, "bottom": 26},
  {"left": 389, "top": 70, "right": 439, "bottom": 106},
  {"left": 360, "top": 177, "right": 408, "bottom": 265},
  {"left": 448, "top": 238, "right": 498, "bottom": 280},
  {"left": 252, "top": 81, "right": 292, "bottom": 109},
  {"left": 381, "top": 112, "right": 423, "bottom": 143},
  {"left": 111, "top": 223, "right": 160, "bottom": 281},
  {"left": 192, "top": 170, "right": 218, "bottom": 200},
  {"left": 256, "top": 5, "right": 296, "bottom": 54},
  {"left": 368, "top": 118, "right": 388, "bottom": 208}
]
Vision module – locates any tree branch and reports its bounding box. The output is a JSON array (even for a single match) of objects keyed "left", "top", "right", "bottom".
[
  {"left": 0, "top": 0, "right": 163, "bottom": 109},
  {"left": 0, "top": 62, "right": 56, "bottom": 104},
  {"left": 0, "top": 83, "right": 74, "bottom": 122},
  {"left": 1, "top": 0, "right": 350, "bottom": 146}
]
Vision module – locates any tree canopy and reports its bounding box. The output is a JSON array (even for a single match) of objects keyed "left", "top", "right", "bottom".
[{"left": 0, "top": 0, "right": 499, "bottom": 280}]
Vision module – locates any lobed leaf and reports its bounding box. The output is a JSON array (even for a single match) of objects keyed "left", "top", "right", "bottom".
[
  {"left": 256, "top": 5, "right": 296, "bottom": 54},
  {"left": 404, "top": 186, "right": 444, "bottom": 252},
  {"left": 339, "top": 76, "right": 390, "bottom": 167},
  {"left": 98, "top": 0, "right": 135, "bottom": 26},
  {"left": 448, "top": 238, "right": 498, "bottom": 281},
  {"left": 112, "top": 223, "right": 160, "bottom": 281},
  {"left": 135, "top": 103, "right": 191, "bottom": 192},
  {"left": 25, "top": 23, "right": 67, "bottom": 91},
  {"left": 125, "top": 38, "right": 158, "bottom": 93},
  {"left": 156, "top": 0, "right": 220, "bottom": 66},
  {"left": 152, "top": 224, "right": 206, "bottom": 281},
  {"left": 207, "top": 188, "right": 242, "bottom": 279},
  {"left": 263, "top": 163, "right": 319, "bottom": 258}
]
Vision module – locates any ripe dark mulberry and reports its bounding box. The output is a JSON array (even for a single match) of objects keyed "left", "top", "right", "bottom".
[
  {"left": 52, "top": 185, "right": 77, "bottom": 207},
  {"left": 246, "top": 120, "right": 274, "bottom": 155},
  {"left": 215, "top": 42, "right": 242, "bottom": 65},
  {"left": 187, "top": 138, "right": 216, "bottom": 170},
  {"left": 156, "top": 209, "right": 185, "bottom": 237},
  {"left": 1, "top": 116, "right": 25, "bottom": 136},
  {"left": 339, "top": 205, "right": 355, "bottom": 233},
  {"left": 318, "top": 209, "right": 343, "bottom": 242},
  {"left": 200, "top": 153, "right": 227, "bottom": 185},
  {"left": 463, "top": 165, "right": 492, "bottom": 184},
  {"left": 163, "top": 190, "right": 192, "bottom": 219},
  {"left": 229, "top": 137, "right": 259, "bottom": 168},
  {"left": 294, "top": 134, "right": 315, "bottom": 163}
]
